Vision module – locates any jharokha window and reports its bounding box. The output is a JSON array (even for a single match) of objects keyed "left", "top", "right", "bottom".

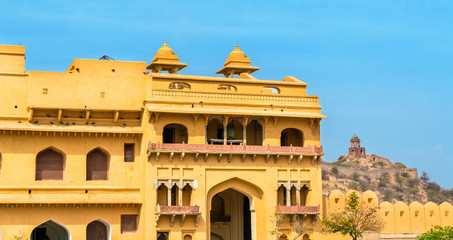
[
  {"left": 86, "top": 148, "right": 109, "bottom": 181},
  {"left": 35, "top": 148, "right": 65, "bottom": 181}
]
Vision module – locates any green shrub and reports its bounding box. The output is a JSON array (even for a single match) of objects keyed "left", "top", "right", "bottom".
[
  {"left": 383, "top": 191, "right": 393, "bottom": 201},
  {"left": 331, "top": 167, "right": 339, "bottom": 175},
  {"left": 402, "top": 172, "right": 409, "bottom": 178},
  {"left": 417, "top": 225, "right": 453, "bottom": 239},
  {"left": 351, "top": 173, "right": 361, "bottom": 181},
  {"left": 348, "top": 182, "right": 360, "bottom": 190}
]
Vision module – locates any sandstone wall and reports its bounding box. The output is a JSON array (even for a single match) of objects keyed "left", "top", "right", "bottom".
[{"left": 324, "top": 190, "right": 453, "bottom": 236}]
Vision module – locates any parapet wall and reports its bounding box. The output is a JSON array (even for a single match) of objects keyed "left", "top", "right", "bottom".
[{"left": 324, "top": 190, "right": 453, "bottom": 234}]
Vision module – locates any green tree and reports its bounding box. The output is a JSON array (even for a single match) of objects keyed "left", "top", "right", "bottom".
[
  {"left": 322, "top": 191, "right": 384, "bottom": 240},
  {"left": 417, "top": 225, "right": 453, "bottom": 240}
]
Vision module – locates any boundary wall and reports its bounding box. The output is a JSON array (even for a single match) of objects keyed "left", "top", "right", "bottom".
[{"left": 324, "top": 190, "right": 453, "bottom": 236}]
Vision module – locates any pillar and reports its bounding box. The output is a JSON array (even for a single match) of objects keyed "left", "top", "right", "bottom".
[
  {"left": 296, "top": 189, "right": 301, "bottom": 206},
  {"left": 286, "top": 185, "right": 291, "bottom": 206},
  {"left": 243, "top": 120, "right": 247, "bottom": 145},
  {"left": 178, "top": 187, "right": 183, "bottom": 206},
  {"left": 167, "top": 183, "right": 172, "bottom": 206},
  {"left": 223, "top": 117, "right": 228, "bottom": 145}
]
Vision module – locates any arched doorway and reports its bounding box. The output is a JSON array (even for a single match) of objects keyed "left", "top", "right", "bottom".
[
  {"left": 86, "top": 219, "right": 110, "bottom": 240},
  {"left": 163, "top": 124, "right": 188, "bottom": 143},
  {"left": 210, "top": 189, "right": 252, "bottom": 240},
  {"left": 207, "top": 178, "right": 263, "bottom": 240},
  {"left": 30, "top": 220, "right": 70, "bottom": 240}
]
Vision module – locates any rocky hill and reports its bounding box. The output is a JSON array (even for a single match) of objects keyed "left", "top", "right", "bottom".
[{"left": 322, "top": 135, "right": 453, "bottom": 204}]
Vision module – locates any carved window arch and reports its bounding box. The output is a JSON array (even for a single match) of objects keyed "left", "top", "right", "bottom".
[
  {"left": 169, "top": 82, "right": 191, "bottom": 90},
  {"left": 261, "top": 86, "right": 280, "bottom": 94},
  {"left": 217, "top": 84, "right": 237, "bottom": 92},
  {"left": 36, "top": 147, "right": 65, "bottom": 181},
  {"left": 86, "top": 148, "right": 109, "bottom": 181}
]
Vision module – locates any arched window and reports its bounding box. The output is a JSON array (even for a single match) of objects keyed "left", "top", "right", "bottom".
[
  {"left": 169, "top": 82, "right": 191, "bottom": 90},
  {"left": 184, "top": 235, "right": 193, "bottom": 240},
  {"left": 303, "top": 234, "right": 310, "bottom": 240},
  {"left": 87, "top": 220, "right": 110, "bottom": 240},
  {"left": 163, "top": 124, "right": 188, "bottom": 143},
  {"left": 182, "top": 184, "right": 193, "bottom": 206},
  {"left": 157, "top": 183, "right": 168, "bottom": 206},
  {"left": 279, "top": 234, "right": 288, "bottom": 240},
  {"left": 277, "top": 185, "right": 287, "bottom": 206},
  {"left": 171, "top": 184, "right": 179, "bottom": 206},
  {"left": 300, "top": 185, "right": 309, "bottom": 206},
  {"left": 280, "top": 128, "right": 303, "bottom": 147},
  {"left": 217, "top": 84, "right": 237, "bottom": 92},
  {"left": 36, "top": 148, "right": 65, "bottom": 181},
  {"left": 261, "top": 86, "right": 280, "bottom": 94},
  {"left": 86, "top": 148, "right": 109, "bottom": 181}
]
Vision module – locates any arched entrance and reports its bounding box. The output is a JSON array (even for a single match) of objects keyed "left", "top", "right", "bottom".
[
  {"left": 210, "top": 189, "right": 251, "bottom": 240},
  {"left": 207, "top": 178, "right": 263, "bottom": 240},
  {"left": 30, "top": 220, "right": 70, "bottom": 240}
]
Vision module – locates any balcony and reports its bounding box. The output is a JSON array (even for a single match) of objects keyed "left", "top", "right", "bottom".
[
  {"left": 147, "top": 142, "right": 323, "bottom": 164},
  {"left": 155, "top": 205, "right": 201, "bottom": 227},
  {"left": 276, "top": 205, "right": 320, "bottom": 225}
]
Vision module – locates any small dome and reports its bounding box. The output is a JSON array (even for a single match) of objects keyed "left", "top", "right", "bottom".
[
  {"left": 147, "top": 40, "right": 188, "bottom": 74},
  {"left": 153, "top": 40, "right": 177, "bottom": 62},
  {"left": 216, "top": 43, "right": 259, "bottom": 77},
  {"left": 225, "top": 43, "right": 250, "bottom": 65}
]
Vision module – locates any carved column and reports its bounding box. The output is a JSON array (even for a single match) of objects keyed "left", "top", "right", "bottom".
[
  {"left": 178, "top": 180, "right": 183, "bottom": 206},
  {"left": 242, "top": 117, "right": 248, "bottom": 145},
  {"left": 167, "top": 182, "right": 172, "bottom": 206},
  {"left": 286, "top": 183, "right": 291, "bottom": 206},
  {"left": 296, "top": 189, "right": 301, "bottom": 206},
  {"left": 223, "top": 116, "right": 229, "bottom": 145}
]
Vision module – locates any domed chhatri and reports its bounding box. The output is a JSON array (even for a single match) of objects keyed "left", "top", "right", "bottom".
[
  {"left": 147, "top": 40, "right": 188, "bottom": 74},
  {"left": 216, "top": 43, "right": 260, "bottom": 78},
  {"left": 351, "top": 134, "right": 360, "bottom": 142}
]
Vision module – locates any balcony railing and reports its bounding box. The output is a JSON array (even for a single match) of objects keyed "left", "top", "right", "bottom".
[
  {"left": 148, "top": 142, "right": 322, "bottom": 154},
  {"left": 276, "top": 205, "right": 320, "bottom": 214},
  {"left": 147, "top": 142, "right": 323, "bottom": 164},
  {"left": 155, "top": 205, "right": 201, "bottom": 227},
  {"left": 276, "top": 205, "right": 320, "bottom": 225}
]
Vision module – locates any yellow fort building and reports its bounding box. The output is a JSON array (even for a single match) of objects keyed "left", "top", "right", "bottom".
[{"left": 0, "top": 42, "right": 452, "bottom": 240}]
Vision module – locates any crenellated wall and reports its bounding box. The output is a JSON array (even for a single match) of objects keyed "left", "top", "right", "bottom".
[{"left": 324, "top": 190, "right": 453, "bottom": 237}]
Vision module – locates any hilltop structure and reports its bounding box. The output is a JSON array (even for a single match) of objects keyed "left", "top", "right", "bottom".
[
  {"left": 0, "top": 43, "right": 325, "bottom": 240},
  {"left": 348, "top": 134, "right": 366, "bottom": 159}
]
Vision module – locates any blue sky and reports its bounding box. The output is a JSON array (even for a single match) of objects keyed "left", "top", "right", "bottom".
[{"left": 2, "top": 0, "right": 452, "bottom": 187}]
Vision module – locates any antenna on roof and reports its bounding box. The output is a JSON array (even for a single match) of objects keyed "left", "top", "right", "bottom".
[{"left": 99, "top": 55, "right": 115, "bottom": 61}]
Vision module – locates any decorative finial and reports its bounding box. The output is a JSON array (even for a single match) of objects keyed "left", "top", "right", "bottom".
[
  {"left": 163, "top": 40, "right": 167, "bottom": 46},
  {"left": 236, "top": 42, "right": 238, "bottom": 48}
]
